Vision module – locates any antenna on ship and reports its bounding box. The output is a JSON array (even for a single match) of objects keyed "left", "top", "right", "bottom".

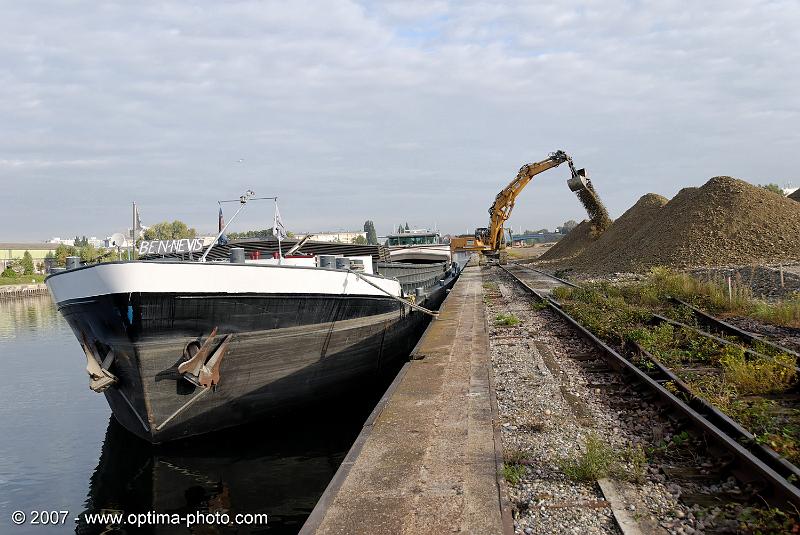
[
  {"left": 200, "top": 190, "right": 256, "bottom": 262},
  {"left": 130, "top": 201, "right": 135, "bottom": 261},
  {"left": 200, "top": 191, "right": 280, "bottom": 262},
  {"left": 273, "top": 197, "right": 287, "bottom": 264}
]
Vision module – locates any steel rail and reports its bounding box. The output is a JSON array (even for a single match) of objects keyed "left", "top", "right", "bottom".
[
  {"left": 670, "top": 297, "right": 800, "bottom": 361},
  {"left": 497, "top": 264, "right": 800, "bottom": 509},
  {"left": 649, "top": 313, "right": 800, "bottom": 374},
  {"left": 629, "top": 341, "right": 800, "bottom": 484},
  {"left": 508, "top": 263, "right": 797, "bottom": 361},
  {"left": 508, "top": 262, "right": 581, "bottom": 288}
]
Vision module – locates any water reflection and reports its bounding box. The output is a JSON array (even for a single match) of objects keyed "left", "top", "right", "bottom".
[
  {"left": 78, "top": 396, "right": 378, "bottom": 534},
  {"left": 0, "top": 295, "right": 62, "bottom": 341},
  {"left": 1, "top": 296, "right": 395, "bottom": 535}
]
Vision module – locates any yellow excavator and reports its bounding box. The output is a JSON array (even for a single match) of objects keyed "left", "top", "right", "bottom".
[{"left": 451, "top": 150, "right": 610, "bottom": 260}]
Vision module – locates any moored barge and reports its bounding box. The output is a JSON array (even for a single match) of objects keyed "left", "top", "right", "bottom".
[{"left": 47, "top": 230, "right": 459, "bottom": 443}]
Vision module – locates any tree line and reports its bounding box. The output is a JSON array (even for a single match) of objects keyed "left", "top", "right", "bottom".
[
  {"left": 1, "top": 251, "right": 36, "bottom": 277},
  {"left": 521, "top": 220, "right": 578, "bottom": 235},
  {"left": 760, "top": 183, "right": 786, "bottom": 196}
]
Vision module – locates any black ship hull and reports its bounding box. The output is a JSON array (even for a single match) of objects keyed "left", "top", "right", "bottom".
[{"left": 57, "top": 285, "right": 451, "bottom": 443}]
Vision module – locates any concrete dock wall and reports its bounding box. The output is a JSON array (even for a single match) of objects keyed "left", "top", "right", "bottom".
[
  {"left": 301, "top": 265, "right": 511, "bottom": 534},
  {"left": 0, "top": 283, "right": 49, "bottom": 300}
]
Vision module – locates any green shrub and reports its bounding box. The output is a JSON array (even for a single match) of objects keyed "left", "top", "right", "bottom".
[
  {"left": 501, "top": 463, "right": 526, "bottom": 485},
  {"left": 559, "top": 433, "right": 618, "bottom": 481},
  {"left": 720, "top": 351, "right": 797, "bottom": 395},
  {"left": 21, "top": 251, "right": 34, "bottom": 275},
  {"left": 494, "top": 313, "right": 520, "bottom": 326}
]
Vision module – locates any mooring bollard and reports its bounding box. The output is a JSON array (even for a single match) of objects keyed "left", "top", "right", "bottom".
[{"left": 229, "top": 247, "right": 245, "bottom": 264}]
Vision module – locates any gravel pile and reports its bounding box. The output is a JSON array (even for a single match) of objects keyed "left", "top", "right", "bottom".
[
  {"left": 790, "top": 189, "right": 800, "bottom": 202},
  {"left": 569, "top": 193, "right": 668, "bottom": 273},
  {"left": 550, "top": 176, "right": 800, "bottom": 274},
  {"left": 537, "top": 220, "right": 599, "bottom": 262}
]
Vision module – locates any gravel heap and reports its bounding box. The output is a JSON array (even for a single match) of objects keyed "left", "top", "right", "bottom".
[
  {"left": 558, "top": 176, "right": 800, "bottom": 274},
  {"left": 790, "top": 189, "right": 800, "bottom": 202},
  {"left": 570, "top": 193, "right": 668, "bottom": 273},
  {"left": 537, "top": 220, "right": 599, "bottom": 261}
]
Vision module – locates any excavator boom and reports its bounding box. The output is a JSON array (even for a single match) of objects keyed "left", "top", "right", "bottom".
[
  {"left": 487, "top": 150, "right": 581, "bottom": 250},
  {"left": 449, "top": 150, "right": 610, "bottom": 258}
]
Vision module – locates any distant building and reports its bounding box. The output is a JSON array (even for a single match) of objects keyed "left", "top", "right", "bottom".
[
  {"left": 0, "top": 243, "right": 59, "bottom": 271},
  {"left": 48, "top": 237, "right": 75, "bottom": 246},
  {"left": 294, "top": 231, "right": 367, "bottom": 243}
]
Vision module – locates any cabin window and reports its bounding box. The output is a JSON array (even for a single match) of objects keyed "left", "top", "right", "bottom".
[{"left": 388, "top": 234, "right": 439, "bottom": 246}]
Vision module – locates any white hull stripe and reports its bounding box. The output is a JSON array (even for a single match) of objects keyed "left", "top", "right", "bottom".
[{"left": 46, "top": 262, "right": 402, "bottom": 304}]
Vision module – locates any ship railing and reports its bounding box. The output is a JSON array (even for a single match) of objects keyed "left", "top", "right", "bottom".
[{"left": 377, "top": 261, "right": 449, "bottom": 295}]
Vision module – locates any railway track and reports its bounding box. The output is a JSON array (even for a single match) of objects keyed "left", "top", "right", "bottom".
[{"left": 498, "top": 262, "right": 800, "bottom": 514}]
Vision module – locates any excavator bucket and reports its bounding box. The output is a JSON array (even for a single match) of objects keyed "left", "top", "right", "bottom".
[{"left": 567, "top": 168, "right": 589, "bottom": 192}]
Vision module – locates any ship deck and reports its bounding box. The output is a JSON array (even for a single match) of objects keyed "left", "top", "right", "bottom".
[{"left": 300, "top": 263, "right": 512, "bottom": 534}]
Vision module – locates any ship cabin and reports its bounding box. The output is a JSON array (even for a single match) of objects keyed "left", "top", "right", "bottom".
[{"left": 385, "top": 230, "right": 442, "bottom": 247}]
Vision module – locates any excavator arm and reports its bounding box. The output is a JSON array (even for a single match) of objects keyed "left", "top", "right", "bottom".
[{"left": 486, "top": 150, "right": 587, "bottom": 250}]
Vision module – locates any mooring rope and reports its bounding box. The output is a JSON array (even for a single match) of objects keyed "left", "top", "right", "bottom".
[{"left": 348, "top": 270, "right": 440, "bottom": 318}]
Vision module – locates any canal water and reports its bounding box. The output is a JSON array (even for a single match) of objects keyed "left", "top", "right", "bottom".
[{"left": 0, "top": 296, "right": 392, "bottom": 534}]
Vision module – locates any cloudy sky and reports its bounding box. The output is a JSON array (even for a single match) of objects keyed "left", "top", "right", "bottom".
[{"left": 1, "top": 0, "right": 798, "bottom": 241}]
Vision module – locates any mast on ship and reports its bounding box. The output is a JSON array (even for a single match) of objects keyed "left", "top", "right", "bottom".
[{"left": 199, "top": 190, "right": 283, "bottom": 263}]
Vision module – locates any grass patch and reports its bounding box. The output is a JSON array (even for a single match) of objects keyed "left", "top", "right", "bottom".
[
  {"left": 558, "top": 433, "right": 645, "bottom": 482},
  {"left": 0, "top": 274, "right": 46, "bottom": 286},
  {"left": 753, "top": 296, "right": 800, "bottom": 328},
  {"left": 552, "top": 269, "right": 800, "bottom": 464},
  {"left": 738, "top": 506, "right": 800, "bottom": 533},
  {"left": 635, "top": 267, "right": 799, "bottom": 327},
  {"left": 531, "top": 300, "right": 549, "bottom": 311},
  {"left": 727, "top": 399, "right": 779, "bottom": 435},
  {"left": 758, "top": 426, "right": 800, "bottom": 464},
  {"left": 502, "top": 463, "right": 526, "bottom": 485},
  {"left": 501, "top": 447, "right": 529, "bottom": 485},
  {"left": 622, "top": 443, "right": 648, "bottom": 484},
  {"left": 720, "top": 351, "right": 796, "bottom": 395},
  {"left": 555, "top": 267, "right": 800, "bottom": 328},
  {"left": 503, "top": 447, "right": 528, "bottom": 465},
  {"left": 494, "top": 313, "right": 520, "bottom": 326}
]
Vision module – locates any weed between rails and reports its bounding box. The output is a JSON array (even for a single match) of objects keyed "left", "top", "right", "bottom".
[
  {"left": 502, "top": 448, "right": 528, "bottom": 485},
  {"left": 494, "top": 313, "right": 521, "bottom": 326},
  {"left": 553, "top": 268, "right": 800, "bottom": 328},
  {"left": 558, "top": 433, "right": 647, "bottom": 483},
  {"left": 550, "top": 269, "right": 800, "bottom": 464}
]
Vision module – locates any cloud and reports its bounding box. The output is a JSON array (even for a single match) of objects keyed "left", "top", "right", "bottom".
[{"left": 0, "top": 0, "right": 798, "bottom": 240}]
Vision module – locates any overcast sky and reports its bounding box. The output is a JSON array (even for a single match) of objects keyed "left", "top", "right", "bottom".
[{"left": 1, "top": 0, "right": 798, "bottom": 241}]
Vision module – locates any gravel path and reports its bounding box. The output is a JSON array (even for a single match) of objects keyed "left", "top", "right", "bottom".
[{"left": 483, "top": 266, "right": 742, "bottom": 535}]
